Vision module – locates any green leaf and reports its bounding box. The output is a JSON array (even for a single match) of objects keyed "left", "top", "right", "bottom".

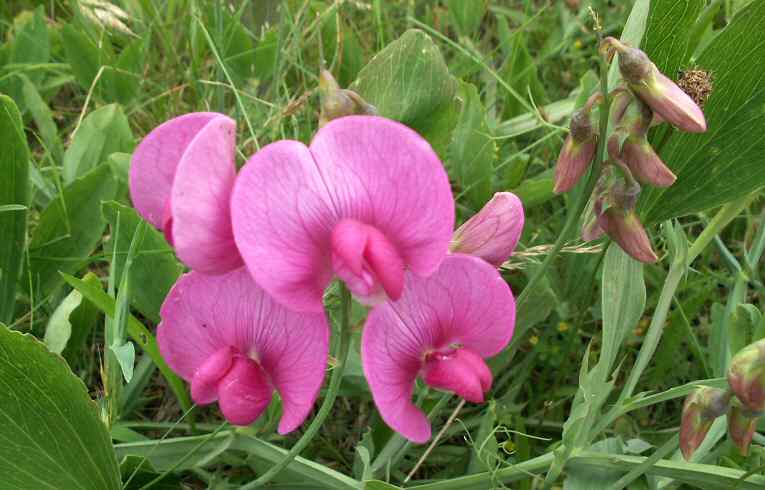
[
  {"left": 102, "top": 201, "right": 183, "bottom": 323},
  {"left": 446, "top": 0, "right": 487, "bottom": 38},
  {"left": 62, "top": 104, "right": 134, "bottom": 184},
  {"left": 0, "top": 7, "right": 50, "bottom": 100},
  {"left": 19, "top": 73, "right": 64, "bottom": 162},
  {"left": 104, "top": 38, "right": 146, "bottom": 105},
  {"left": 641, "top": 0, "right": 705, "bottom": 78},
  {"left": 352, "top": 29, "right": 460, "bottom": 157},
  {"left": 60, "top": 272, "right": 193, "bottom": 415},
  {"left": 510, "top": 169, "right": 555, "bottom": 209},
  {"left": 364, "top": 481, "right": 402, "bottom": 490},
  {"left": 61, "top": 23, "right": 107, "bottom": 94},
  {"left": 0, "top": 95, "right": 29, "bottom": 325},
  {"left": 0, "top": 325, "right": 121, "bottom": 489},
  {"left": 110, "top": 340, "right": 135, "bottom": 383},
  {"left": 598, "top": 244, "right": 646, "bottom": 377},
  {"left": 564, "top": 438, "right": 624, "bottom": 489},
  {"left": 449, "top": 82, "right": 496, "bottom": 209},
  {"left": 28, "top": 164, "right": 119, "bottom": 296},
  {"left": 62, "top": 272, "right": 102, "bottom": 363},
  {"left": 641, "top": 1, "right": 765, "bottom": 222},
  {"left": 43, "top": 287, "right": 84, "bottom": 354}
]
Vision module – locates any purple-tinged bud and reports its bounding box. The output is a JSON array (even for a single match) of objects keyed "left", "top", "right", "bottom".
[
  {"left": 450, "top": 192, "right": 525, "bottom": 267},
  {"left": 680, "top": 387, "right": 732, "bottom": 460},
  {"left": 554, "top": 108, "right": 598, "bottom": 194},
  {"left": 608, "top": 132, "right": 676, "bottom": 188},
  {"left": 728, "top": 339, "right": 765, "bottom": 413},
  {"left": 728, "top": 405, "right": 759, "bottom": 456},
  {"left": 602, "top": 37, "right": 707, "bottom": 133},
  {"left": 597, "top": 207, "right": 658, "bottom": 264},
  {"left": 319, "top": 69, "right": 377, "bottom": 127}
]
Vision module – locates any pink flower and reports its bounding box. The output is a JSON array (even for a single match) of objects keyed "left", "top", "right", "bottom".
[
  {"left": 231, "top": 116, "right": 454, "bottom": 313},
  {"left": 361, "top": 254, "right": 516, "bottom": 443},
  {"left": 157, "top": 268, "right": 329, "bottom": 432},
  {"left": 129, "top": 112, "right": 242, "bottom": 274},
  {"left": 450, "top": 192, "right": 524, "bottom": 267}
]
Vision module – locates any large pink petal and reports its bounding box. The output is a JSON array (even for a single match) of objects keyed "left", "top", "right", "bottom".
[
  {"left": 310, "top": 116, "right": 454, "bottom": 277},
  {"left": 171, "top": 115, "right": 242, "bottom": 273},
  {"left": 232, "top": 141, "right": 337, "bottom": 313},
  {"left": 157, "top": 268, "right": 330, "bottom": 432},
  {"left": 129, "top": 112, "right": 221, "bottom": 228},
  {"left": 362, "top": 254, "right": 515, "bottom": 442}
]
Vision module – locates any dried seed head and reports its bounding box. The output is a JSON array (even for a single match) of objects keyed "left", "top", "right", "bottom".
[{"left": 677, "top": 68, "right": 714, "bottom": 109}]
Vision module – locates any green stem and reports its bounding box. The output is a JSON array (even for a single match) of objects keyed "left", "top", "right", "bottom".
[
  {"left": 242, "top": 284, "right": 353, "bottom": 488},
  {"left": 509, "top": 47, "right": 612, "bottom": 352}
]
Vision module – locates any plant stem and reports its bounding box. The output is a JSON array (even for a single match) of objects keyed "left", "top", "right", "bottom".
[
  {"left": 509, "top": 47, "right": 612, "bottom": 351},
  {"left": 242, "top": 284, "right": 353, "bottom": 488}
]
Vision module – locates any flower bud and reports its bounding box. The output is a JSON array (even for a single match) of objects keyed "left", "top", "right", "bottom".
[
  {"left": 450, "top": 192, "right": 524, "bottom": 267},
  {"left": 680, "top": 387, "right": 731, "bottom": 460},
  {"left": 728, "top": 405, "right": 759, "bottom": 456},
  {"left": 603, "top": 38, "right": 707, "bottom": 133},
  {"left": 597, "top": 206, "right": 658, "bottom": 264},
  {"left": 319, "top": 69, "right": 377, "bottom": 127},
  {"left": 554, "top": 108, "right": 598, "bottom": 193},
  {"left": 608, "top": 132, "right": 676, "bottom": 188},
  {"left": 728, "top": 339, "right": 765, "bottom": 413}
]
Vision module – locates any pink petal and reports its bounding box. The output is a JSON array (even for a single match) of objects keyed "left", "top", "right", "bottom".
[
  {"left": 130, "top": 112, "right": 220, "bottom": 228},
  {"left": 157, "top": 268, "right": 330, "bottom": 431},
  {"left": 170, "top": 115, "right": 243, "bottom": 273},
  {"left": 362, "top": 254, "right": 515, "bottom": 442},
  {"left": 232, "top": 141, "right": 337, "bottom": 313},
  {"left": 451, "top": 192, "right": 525, "bottom": 267},
  {"left": 422, "top": 348, "right": 492, "bottom": 403},
  {"left": 217, "top": 356, "right": 273, "bottom": 426},
  {"left": 191, "top": 346, "right": 235, "bottom": 404},
  {"left": 232, "top": 116, "right": 454, "bottom": 312}
]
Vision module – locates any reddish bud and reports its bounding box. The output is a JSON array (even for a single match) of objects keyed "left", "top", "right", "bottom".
[
  {"left": 319, "top": 69, "right": 377, "bottom": 127},
  {"left": 728, "top": 339, "right": 765, "bottom": 413},
  {"left": 680, "top": 387, "right": 731, "bottom": 460},
  {"left": 603, "top": 38, "right": 707, "bottom": 133},
  {"left": 451, "top": 192, "right": 525, "bottom": 267},
  {"left": 608, "top": 132, "right": 676, "bottom": 188},
  {"left": 728, "top": 405, "right": 759, "bottom": 456},
  {"left": 554, "top": 109, "right": 598, "bottom": 193},
  {"left": 597, "top": 207, "right": 658, "bottom": 263}
]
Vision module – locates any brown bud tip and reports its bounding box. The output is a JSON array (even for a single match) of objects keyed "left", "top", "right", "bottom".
[
  {"left": 617, "top": 45, "right": 654, "bottom": 85},
  {"left": 599, "top": 209, "right": 658, "bottom": 263},
  {"left": 569, "top": 108, "right": 596, "bottom": 143},
  {"left": 680, "top": 387, "right": 731, "bottom": 460},
  {"left": 728, "top": 339, "right": 765, "bottom": 413},
  {"left": 728, "top": 405, "right": 759, "bottom": 456}
]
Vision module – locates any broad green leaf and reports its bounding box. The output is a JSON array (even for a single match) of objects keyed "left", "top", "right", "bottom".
[
  {"left": 598, "top": 244, "right": 646, "bottom": 378},
  {"left": 446, "top": 0, "right": 488, "bottom": 38},
  {"left": 364, "top": 481, "right": 402, "bottom": 490},
  {"left": 60, "top": 272, "right": 193, "bottom": 414},
  {"left": 62, "top": 272, "right": 102, "bottom": 363},
  {"left": 28, "top": 164, "right": 119, "bottom": 296},
  {"left": 0, "top": 7, "right": 50, "bottom": 100},
  {"left": 352, "top": 29, "right": 460, "bottom": 157},
  {"left": 0, "top": 326, "right": 121, "bottom": 489},
  {"left": 641, "top": 0, "right": 705, "bottom": 78},
  {"left": 110, "top": 341, "right": 135, "bottom": 383},
  {"left": 62, "top": 104, "right": 134, "bottom": 184},
  {"left": 0, "top": 95, "right": 29, "bottom": 325},
  {"left": 19, "top": 73, "right": 64, "bottom": 162},
  {"left": 102, "top": 201, "right": 183, "bottom": 323},
  {"left": 564, "top": 438, "right": 624, "bottom": 490},
  {"left": 104, "top": 38, "right": 145, "bottom": 105},
  {"left": 510, "top": 169, "right": 555, "bottom": 209},
  {"left": 61, "top": 23, "right": 107, "bottom": 94},
  {"left": 641, "top": 1, "right": 765, "bottom": 222},
  {"left": 449, "top": 82, "right": 496, "bottom": 210},
  {"left": 44, "top": 287, "right": 84, "bottom": 354}
]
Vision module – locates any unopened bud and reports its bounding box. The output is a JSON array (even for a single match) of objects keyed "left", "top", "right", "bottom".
[
  {"left": 450, "top": 192, "right": 525, "bottom": 267},
  {"left": 319, "top": 69, "right": 377, "bottom": 127},
  {"left": 680, "top": 387, "right": 731, "bottom": 460},
  {"left": 603, "top": 38, "right": 707, "bottom": 133},
  {"left": 608, "top": 132, "right": 676, "bottom": 188},
  {"left": 728, "top": 339, "right": 765, "bottom": 413},
  {"left": 554, "top": 108, "right": 598, "bottom": 193},
  {"left": 728, "top": 405, "right": 759, "bottom": 456},
  {"left": 599, "top": 208, "right": 658, "bottom": 263}
]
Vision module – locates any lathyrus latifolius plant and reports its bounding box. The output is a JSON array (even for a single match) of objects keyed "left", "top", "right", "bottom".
[
  {"left": 554, "top": 37, "right": 708, "bottom": 263},
  {"left": 681, "top": 339, "right": 765, "bottom": 459}
]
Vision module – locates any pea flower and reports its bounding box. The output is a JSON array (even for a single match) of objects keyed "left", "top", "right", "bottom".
[
  {"left": 362, "top": 254, "right": 516, "bottom": 443},
  {"left": 129, "top": 112, "right": 242, "bottom": 273},
  {"left": 157, "top": 268, "right": 329, "bottom": 431},
  {"left": 728, "top": 338, "right": 765, "bottom": 413},
  {"left": 231, "top": 116, "right": 454, "bottom": 313},
  {"left": 680, "top": 387, "right": 731, "bottom": 460},
  {"left": 450, "top": 192, "right": 524, "bottom": 267}
]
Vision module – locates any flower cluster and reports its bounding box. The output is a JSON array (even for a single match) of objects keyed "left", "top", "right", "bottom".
[
  {"left": 130, "top": 104, "right": 525, "bottom": 441},
  {"left": 680, "top": 339, "right": 765, "bottom": 459},
  {"left": 554, "top": 37, "right": 708, "bottom": 263}
]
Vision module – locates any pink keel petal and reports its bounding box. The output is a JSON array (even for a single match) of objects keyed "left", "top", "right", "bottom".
[
  {"left": 171, "top": 115, "right": 242, "bottom": 273},
  {"left": 422, "top": 348, "right": 492, "bottom": 403},
  {"left": 130, "top": 112, "right": 221, "bottom": 228},
  {"left": 217, "top": 357, "right": 273, "bottom": 426},
  {"left": 191, "top": 346, "right": 235, "bottom": 404}
]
